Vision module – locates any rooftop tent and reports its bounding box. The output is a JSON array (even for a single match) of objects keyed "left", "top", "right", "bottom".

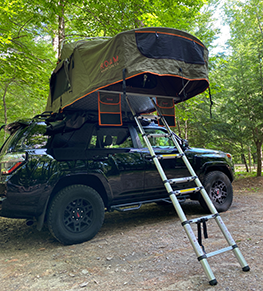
[{"left": 46, "top": 27, "right": 209, "bottom": 125}]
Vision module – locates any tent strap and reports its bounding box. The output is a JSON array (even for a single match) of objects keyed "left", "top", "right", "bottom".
[
  {"left": 122, "top": 68, "right": 128, "bottom": 118},
  {"left": 209, "top": 86, "right": 213, "bottom": 118}
]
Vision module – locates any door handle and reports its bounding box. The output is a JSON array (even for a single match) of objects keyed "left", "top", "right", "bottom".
[
  {"left": 145, "top": 155, "right": 153, "bottom": 160},
  {"left": 92, "top": 155, "right": 108, "bottom": 161}
]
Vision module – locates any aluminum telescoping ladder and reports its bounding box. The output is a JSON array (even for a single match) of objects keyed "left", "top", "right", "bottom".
[{"left": 126, "top": 96, "right": 250, "bottom": 286}]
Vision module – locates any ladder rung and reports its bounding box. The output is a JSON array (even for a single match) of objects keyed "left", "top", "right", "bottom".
[
  {"left": 157, "top": 153, "right": 183, "bottom": 159},
  {"left": 167, "top": 176, "right": 197, "bottom": 184},
  {"left": 187, "top": 214, "right": 218, "bottom": 224},
  {"left": 172, "top": 187, "right": 201, "bottom": 195},
  {"left": 206, "top": 246, "right": 234, "bottom": 258}
]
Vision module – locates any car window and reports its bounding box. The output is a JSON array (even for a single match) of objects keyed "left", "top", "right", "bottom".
[
  {"left": 51, "top": 122, "right": 94, "bottom": 149},
  {"left": 89, "top": 127, "right": 133, "bottom": 149},
  {"left": 49, "top": 123, "right": 133, "bottom": 150},
  {"left": 23, "top": 123, "right": 50, "bottom": 149},
  {"left": 138, "top": 128, "right": 174, "bottom": 148},
  {"left": 0, "top": 127, "right": 28, "bottom": 153}
]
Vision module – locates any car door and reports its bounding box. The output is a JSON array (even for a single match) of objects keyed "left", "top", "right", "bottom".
[
  {"left": 137, "top": 126, "right": 190, "bottom": 199},
  {"left": 91, "top": 125, "right": 145, "bottom": 205}
]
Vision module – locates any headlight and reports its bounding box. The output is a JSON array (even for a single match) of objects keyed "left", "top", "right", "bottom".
[
  {"left": 226, "top": 153, "right": 232, "bottom": 160},
  {"left": 0, "top": 153, "right": 26, "bottom": 175}
]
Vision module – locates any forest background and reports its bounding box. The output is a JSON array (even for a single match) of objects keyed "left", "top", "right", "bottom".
[{"left": 0, "top": 0, "right": 262, "bottom": 176}]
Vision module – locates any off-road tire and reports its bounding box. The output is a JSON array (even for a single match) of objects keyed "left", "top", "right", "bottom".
[
  {"left": 199, "top": 171, "right": 233, "bottom": 213},
  {"left": 47, "top": 185, "right": 105, "bottom": 245}
]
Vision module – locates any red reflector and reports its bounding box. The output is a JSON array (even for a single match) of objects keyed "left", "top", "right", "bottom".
[{"left": 2, "top": 161, "right": 23, "bottom": 175}]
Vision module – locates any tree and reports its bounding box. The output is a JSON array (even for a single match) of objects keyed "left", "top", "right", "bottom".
[
  {"left": 0, "top": 0, "right": 56, "bottom": 144},
  {"left": 0, "top": 0, "right": 218, "bottom": 147},
  {"left": 222, "top": 0, "right": 263, "bottom": 176},
  {"left": 197, "top": 0, "right": 263, "bottom": 175},
  {"left": 180, "top": 0, "right": 263, "bottom": 177}
]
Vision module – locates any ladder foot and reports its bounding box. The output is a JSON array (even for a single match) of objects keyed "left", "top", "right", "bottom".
[
  {"left": 242, "top": 265, "right": 250, "bottom": 272},
  {"left": 209, "top": 279, "right": 218, "bottom": 286}
]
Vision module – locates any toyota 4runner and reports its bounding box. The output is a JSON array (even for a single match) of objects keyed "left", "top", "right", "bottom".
[{"left": 0, "top": 113, "right": 234, "bottom": 245}]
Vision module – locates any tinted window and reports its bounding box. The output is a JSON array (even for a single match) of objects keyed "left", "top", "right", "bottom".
[
  {"left": 23, "top": 123, "right": 50, "bottom": 149},
  {"left": 136, "top": 31, "right": 205, "bottom": 65},
  {"left": 50, "top": 124, "right": 133, "bottom": 149},
  {"left": 138, "top": 128, "right": 174, "bottom": 148},
  {"left": 50, "top": 63, "right": 70, "bottom": 102},
  {"left": 51, "top": 122, "right": 94, "bottom": 149},
  {"left": 89, "top": 127, "right": 133, "bottom": 149},
  {"left": 0, "top": 127, "right": 28, "bottom": 154}
]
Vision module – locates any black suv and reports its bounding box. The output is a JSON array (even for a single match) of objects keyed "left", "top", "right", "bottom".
[{"left": 0, "top": 114, "right": 234, "bottom": 245}]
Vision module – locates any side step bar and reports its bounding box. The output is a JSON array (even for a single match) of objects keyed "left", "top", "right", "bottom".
[{"left": 109, "top": 197, "right": 190, "bottom": 212}]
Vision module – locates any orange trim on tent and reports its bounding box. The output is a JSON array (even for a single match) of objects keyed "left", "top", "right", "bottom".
[
  {"left": 61, "top": 71, "right": 209, "bottom": 112},
  {"left": 135, "top": 30, "right": 206, "bottom": 48}
]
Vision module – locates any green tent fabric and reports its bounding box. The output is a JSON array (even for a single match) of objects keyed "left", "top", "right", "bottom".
[{"left": 46, "top": 27, "right": 209, "bottom": 119}]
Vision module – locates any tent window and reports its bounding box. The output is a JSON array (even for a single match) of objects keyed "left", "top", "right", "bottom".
[
  {"left": 135, "top": 31, "right": 205, "bottom": 65},
  {"left": 126, "top": 73, "right": 157, "bottom": 89},
  {"left": 50, "top": 63, "right": 70, "bottom": 103}
]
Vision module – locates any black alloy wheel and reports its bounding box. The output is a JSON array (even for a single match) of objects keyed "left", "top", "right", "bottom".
[
  {"left": 47, "top": 185, "right": 105, "bottom": 245},
  {"left": 199, "top": 171, "right": 233, "bottom": 213},
  {"left": 64, "top": 197, "right": 94, "bottom": 233}
]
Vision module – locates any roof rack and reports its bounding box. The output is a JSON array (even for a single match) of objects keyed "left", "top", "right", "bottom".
[{"left": 33, "top": 111, "right": 53, "bottom": 120}]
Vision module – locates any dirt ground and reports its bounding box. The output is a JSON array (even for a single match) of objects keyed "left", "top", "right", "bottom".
[{"left": 0, "top": 176, "right": 263, "bottom": 291}]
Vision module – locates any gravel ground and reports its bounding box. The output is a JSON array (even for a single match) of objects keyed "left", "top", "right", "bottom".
[{"left": 0, "top": 176, "right": 263, "bottom": 291}]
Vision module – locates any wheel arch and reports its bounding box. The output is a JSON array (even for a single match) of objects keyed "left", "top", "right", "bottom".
[
  {"left": 49, "top": 174, "right": 111, "bottom": 207},
  {"left": 201, "top": 163, "right": 234, "bottom": 183},
  {"left": 37, "top": 173, "right": 111, "bottom": 231}
]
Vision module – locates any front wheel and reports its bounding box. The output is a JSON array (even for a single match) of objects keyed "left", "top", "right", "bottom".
[
  {"left": 199, "top": 171, "right": 233, "bottom": 213},
  {"left": 47, "top": 185, "right": 105, "bottom": 245}
]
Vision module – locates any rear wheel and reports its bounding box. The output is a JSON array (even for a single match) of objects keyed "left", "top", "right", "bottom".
[
  {"left": 199, "top": 171, "right": 233, "bottom": 213},
  {"left": 47, "top": 185, "right": 105, "bottom": 245}
]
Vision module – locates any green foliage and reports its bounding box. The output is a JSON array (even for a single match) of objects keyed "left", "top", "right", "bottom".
[
  {"left": 222, "top": 0, "right": 263, "bottom": 175},
  {"left": 235, "top": 170, "right": 257, "bottom": 180},
  {"left": 0, "top": 0, "right": 216, "bottom": 123},
  {"left": 0, "top": 0, "right": 57, "bottom": 146},
  {"left": 141, "top": 0, "right": 205, "bottom": 30},
  {"left": 0, "top": 0, "right": 218, "bottom": 148},
  {"left": 61, "top": 0, "right": 214, "bottom": 41},
  {"left": 177, "top": 0, "right": 262, "bottom": 175}
]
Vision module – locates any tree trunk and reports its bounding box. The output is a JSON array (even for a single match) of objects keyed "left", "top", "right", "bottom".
[
  {"left": 255, "top": 141, "right": 262, "bottom": 176},
  {"left": 2, "top": 83, "right": 8, "bottom": 126},
  {"left": 241, "top": 153, "right": 249, "bottom": 172},
  {"left": 176, "top": 116, "right": 182, "bottom": 138},
  {"left": 58, "top": 1, "right": 65, "bottom": 59},
  {"left": 2, "top": 80, "right": 14, "bottom": 124},
  {"left": 2, "top": 81, "right": 12, "bottom": 140},
  {"left": 185, "top": 120, "right": 188, "bottom": 140},
  {"left": 253, "top": 127, "right": 263, "bottom": 176},
  {"left": 248, "top": 146, "right": 252, "bottom": 172}
]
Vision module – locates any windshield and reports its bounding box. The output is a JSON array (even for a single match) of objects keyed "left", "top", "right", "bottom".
[
  {"left": 22, "top": 123, "right": 50, "bottom": 149},
  {"left": 0, "top": 126, "right": 28, "bottom": 154},
  {"left": 0, "top": 122, "right": 51, "bottom": 154}
]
